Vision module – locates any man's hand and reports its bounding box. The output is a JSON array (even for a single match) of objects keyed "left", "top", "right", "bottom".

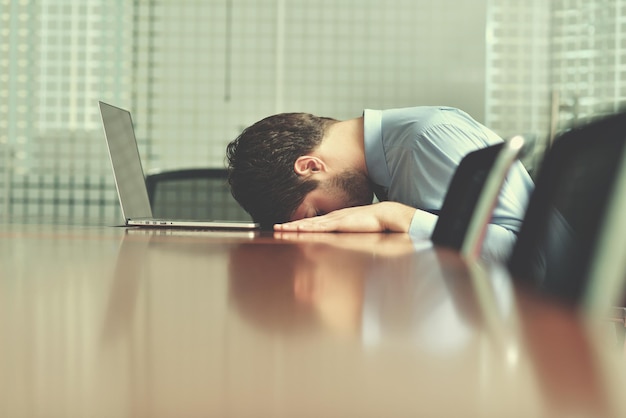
[{"left": 274, "top": 201, "right": 416, "bottom": 233}]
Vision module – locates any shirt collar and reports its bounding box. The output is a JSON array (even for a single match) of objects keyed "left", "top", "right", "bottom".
[{"left": 363, "top": 109, "right": 391, "bottom": 187}]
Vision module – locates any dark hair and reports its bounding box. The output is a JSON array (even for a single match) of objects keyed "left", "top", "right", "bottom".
[{"left": 226, "top": 113, "right": 337, "bottom": 228}]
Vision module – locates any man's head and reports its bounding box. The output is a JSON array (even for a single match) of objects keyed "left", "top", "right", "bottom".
[
  {"left": 289, "top": 166, "right": 373, "bottom": 220},
  {"left": 226, "top": 113, "right": 338, "bottom": 228}
]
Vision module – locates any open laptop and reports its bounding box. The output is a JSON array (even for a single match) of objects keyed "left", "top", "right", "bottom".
[{"left": 99, "top": 101, "right": 259, "bottom": 230}]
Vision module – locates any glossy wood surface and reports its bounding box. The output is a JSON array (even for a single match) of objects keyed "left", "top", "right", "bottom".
[{"left": 0, "top": 223, "right": 624, "bottom": 418}]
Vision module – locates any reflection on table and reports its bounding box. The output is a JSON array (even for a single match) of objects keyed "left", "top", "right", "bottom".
[{"left": 0, "top": 223, "right": 624, "bottom": 418}]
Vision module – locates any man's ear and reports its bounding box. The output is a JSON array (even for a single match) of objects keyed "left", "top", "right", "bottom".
[{"left": 294, "top": 155, "right": 326, "bottom": 178}]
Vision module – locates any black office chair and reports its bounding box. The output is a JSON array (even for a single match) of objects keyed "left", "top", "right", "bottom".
[
  {"left": 431, "top": 137, "right": 526, "bottom": 260},
  {"left": 507, "top": 111, "right": 626, "bottom": 312},
  {"left": 144, "top": 168, "right": 252, "bottom": 222}
]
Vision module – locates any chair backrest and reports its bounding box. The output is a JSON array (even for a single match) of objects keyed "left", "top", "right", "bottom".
[
  {"left": 507, "top": 111, "right": 626, "bottom": 308},
  {"left": 431, "top": 137, "right": 525, "bottom": 260},
  {"left": 584, "top": 146, "right": 626, "bottom": 316},
  {"left": 145, "top": 168, "right": 252, "bottom": 221}
]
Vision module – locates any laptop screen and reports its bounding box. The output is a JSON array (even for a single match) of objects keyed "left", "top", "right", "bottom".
[{"left": 99, "top": 101, "right": 153, "bottom": 221}]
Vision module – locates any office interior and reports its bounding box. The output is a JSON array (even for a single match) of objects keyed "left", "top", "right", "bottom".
[
  {"left": 1, "top": 0, "right": 622, "bottom": 225},
  {"left": 3, "top": 2, "right": 626, "bottom": 416}
]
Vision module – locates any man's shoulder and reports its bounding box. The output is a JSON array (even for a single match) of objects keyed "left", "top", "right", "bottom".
[
  {"left": 384, "top": 106, "right": 468, "bottom": 122},
  {"left": 379, "top": 106, "right": 468, "bottom": 136},
  {"left": 381, "top": 106, "right": 492, "bottom": 140}
]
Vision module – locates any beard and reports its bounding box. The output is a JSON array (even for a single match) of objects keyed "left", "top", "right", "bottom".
[{"left": 329, "top": 169, "right": 374, "bottom": 207}]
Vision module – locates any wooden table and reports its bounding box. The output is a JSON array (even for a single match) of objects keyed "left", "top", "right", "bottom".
[{"left": 0, "top": 223, "right": 624, "bottom": 417}]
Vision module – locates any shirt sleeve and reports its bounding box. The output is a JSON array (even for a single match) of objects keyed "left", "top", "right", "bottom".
[
  {"left": 408, "top": 209, "right": 517, "bottom": 263},
  {"left": 480, "top": 224, "right": 517, "bottom": 262},
  {"left": 407, "top": 209, "right": 438, "bottom": 238}
]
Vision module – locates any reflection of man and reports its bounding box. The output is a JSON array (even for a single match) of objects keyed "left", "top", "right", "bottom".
[
  {"left": 228, "top": 234, "right": 476, "bottom": 349},
  {"left": 228, "top": 240, "right": 371, "bottom": 336},
  {"left": 227, "top": 107, "right": 534, "bottom": 257}
]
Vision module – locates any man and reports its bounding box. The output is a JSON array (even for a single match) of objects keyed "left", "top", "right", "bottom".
[{"left": 226, "top": 106, "right": 534, "bottom": 254}]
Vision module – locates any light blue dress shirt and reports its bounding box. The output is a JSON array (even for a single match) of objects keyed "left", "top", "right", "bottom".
[{"left": 363, "top": 106, "right": 534, "bottom": 260}]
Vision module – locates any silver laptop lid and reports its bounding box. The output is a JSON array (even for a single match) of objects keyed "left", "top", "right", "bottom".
[{"left": 99, "top": 101, "right": 153, "bottom": 222}]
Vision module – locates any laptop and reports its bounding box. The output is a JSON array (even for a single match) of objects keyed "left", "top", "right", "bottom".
[{"left": 99, "top": 101, "right": 259, "bottom": 230}]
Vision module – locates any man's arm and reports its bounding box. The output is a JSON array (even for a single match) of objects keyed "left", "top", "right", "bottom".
[
  {"left": 274, "top": 202, "right": 518, "bottom": 260},
  {"left": 273, "top": 201, "right": 417, "bottom": 233},
  {"left": 478, "top": 224, "right": 518, "bottom": 262}
]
